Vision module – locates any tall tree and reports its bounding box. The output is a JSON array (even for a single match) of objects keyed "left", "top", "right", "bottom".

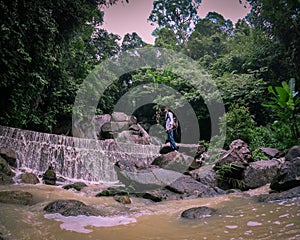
[
  {"left": 148, "top": 0, "right": 202, "bottom": 45},
  {"left": 0, "top": 0, "right": 124, "bottom": 132},
  {"left": 154, "top": 28, "right": 178, "bottom": 49},
  {"left": 121, "top": 32, "right": 146, "bottom": 51},
  {"left": 243, "top": 0, "right": 300, "bottom": 87}
]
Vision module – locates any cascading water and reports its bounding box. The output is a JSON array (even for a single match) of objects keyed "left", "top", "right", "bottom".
[{"left": 0, "top": 126, "right": 160, "bottom": 182}]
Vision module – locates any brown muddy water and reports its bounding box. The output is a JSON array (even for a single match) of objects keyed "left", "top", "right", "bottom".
[{"left": 0, "top": 184, "right": 299, "bottom": 240}]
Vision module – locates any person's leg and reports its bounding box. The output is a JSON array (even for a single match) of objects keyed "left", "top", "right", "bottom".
[{"left": 168, "top": 129, "right": 178, "bottom": 151}]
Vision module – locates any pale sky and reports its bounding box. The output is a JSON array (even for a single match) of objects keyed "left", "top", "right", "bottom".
[{"left": 102, "top": 0, "right": 251, "bottom": 44}]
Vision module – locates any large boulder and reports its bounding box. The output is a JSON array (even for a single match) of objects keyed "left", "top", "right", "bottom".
[
  {"left": 181, "top": 206, "right": 217, "bottom": 219},
  {"left": 151, "top": 152, "right": 194, "bottom": 173},
  {"left": 93, "top": 114, "right": 111, "bottom": 137},
  {"left": 0, "top": 191, "right": 33, "bottom": 205},
  {"left": 115, "top": 166, "right": 183, "bottom": 192},
  {"left": 285, "top": 145, "right": 300, "bottom": 161},
  {"left": 18, "top": 172, "right": 40, "bottom": 184},
  {"left": 214, "top": 139, "right": 252, "bottom": 167},
  {"left": 166, "top": 175, "right": 224, "bottom": 198},
  {"left": 189, "top": 164, "right": 218, "bottom": 188},
  {"left": 0, "top": 147, "right": 17, "bottom": 167},
  {"left": 256, "top": 186, "right": 300, "bottom": 202},
  {"left": 44, "top": 199, "right": 103, "bottom": 216},
  {"left": 243, "top": 159, "right": 281, "bottom": 189},
  {"left": 0, "top": 156, "right": 15, "bottom": 185},
  {"left": 213, "top": 139, "right": 252, "bottom": 190},
  {"left": 270, "top": 146, "right": 300, "bottom": 191},
  {"left": 97, "top": 111, "right": 152, "bottom": 144}
]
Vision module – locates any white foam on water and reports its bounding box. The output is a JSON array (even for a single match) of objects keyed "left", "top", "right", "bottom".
[
  {"left": 225, "top": 225, "right": 238, "bottom": 229},
  {"left": 44, "top": 213, "right": 137, "bottom": 233},
  {"left": 247, "top": 221, "right": 262, "bottom": 227}
]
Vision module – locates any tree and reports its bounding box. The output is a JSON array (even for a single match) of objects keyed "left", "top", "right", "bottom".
[
  {"left": 243, "top": 0, "right": 300, "bottom": 88},
  {"left": 121, "top": 32, "right": 146, "bottom": 51},
  {"left": 154, "top": 28, "right": 178, "bottom": 50},
  {"left": 148, "top": 0, "right": 202, "bottom": 45},
  {"left": 184, "top": 12, "right": 232, "bottom": 60},
  {"left": 92, "top": 29, "right": 121, "bottom": 61},
  {"left": 0, "top": 0, "right": 124, "bottom": 132}
]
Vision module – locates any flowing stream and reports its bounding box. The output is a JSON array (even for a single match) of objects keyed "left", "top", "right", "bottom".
[{"left": 0, "top": 184, "right": 299, "bottom": 240}]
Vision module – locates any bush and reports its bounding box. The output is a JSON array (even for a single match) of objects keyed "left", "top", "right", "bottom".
[{"left": 220, "top": 104, "right": 256, "bottom": 148}]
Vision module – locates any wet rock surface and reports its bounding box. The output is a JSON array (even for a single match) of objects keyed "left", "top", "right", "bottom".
[
  {"left": 181, "top": 206, "right": 217, "bottom": 219},
  {"left": 63, "top": 182, "right": 87, "bottom": 191},
  {"left": 18, "top": 172, "right": 40, "bottom": 184},
  {"left": 270, "top": 146, "right": 300, "bottom": 191},
  {"left": 0, "top": 156, "right": 14, "bottom": 185},
  {"left": 0, "top": 191, "right": 33, "bottom": 205},
  {"left": 44, "top": 199, "right": 104, "bottom": 216}
]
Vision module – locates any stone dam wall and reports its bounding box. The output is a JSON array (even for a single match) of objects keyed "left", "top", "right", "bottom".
[{"left": 0, "top": 125, "right": 161, "bottom": 182}]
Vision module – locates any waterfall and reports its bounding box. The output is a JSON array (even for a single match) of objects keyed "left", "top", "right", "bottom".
[{"left": 0, "top": 126, "right": 160, "bottom": 182}]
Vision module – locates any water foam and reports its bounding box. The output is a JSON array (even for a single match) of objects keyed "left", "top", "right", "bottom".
[{"left": 44, "top": 213, "right": 136, "bottom": 233}]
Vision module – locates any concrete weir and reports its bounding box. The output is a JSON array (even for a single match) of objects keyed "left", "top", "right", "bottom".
[{"left": 0, "top": 126, "right": 160, "bottom": 182}]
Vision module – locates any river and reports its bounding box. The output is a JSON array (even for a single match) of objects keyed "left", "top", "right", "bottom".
[{"left": 0, "top": 184, "right": 299, "bottom": 240}]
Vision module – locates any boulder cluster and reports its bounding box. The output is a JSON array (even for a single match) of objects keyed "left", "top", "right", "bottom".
[{"left": 0, "top": 113, "right": 300, "bottom": 221}]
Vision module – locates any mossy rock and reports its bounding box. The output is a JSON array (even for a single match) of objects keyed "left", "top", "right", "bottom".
[
  {"left": 0, "top": 191, "right": 33, "bottom": 205},
  {"left": 63, "top": 182, "right": 87, "bottom": 191}
]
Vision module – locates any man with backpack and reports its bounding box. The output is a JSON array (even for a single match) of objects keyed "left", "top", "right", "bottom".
[{"left": 164, "top": 107, "right": 178, "bottom": 152}]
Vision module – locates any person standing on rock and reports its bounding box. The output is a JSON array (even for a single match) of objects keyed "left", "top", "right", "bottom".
[{"left": 164, "top": 107, "right": 178, "bottom": 152}]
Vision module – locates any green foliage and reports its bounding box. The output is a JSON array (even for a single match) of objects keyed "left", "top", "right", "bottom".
[
  {"left": 262, "top": 80, "right": 300, "bottom": 140},
  {"left": 0, "top": 0, "right": 123, "bottom": 133},
  {"left": 121, "top": 32, "right": 146, "bottom": 51},
  {"left": 148, "top": 0, "right": 202, "bottom": 44},
  {"left": 251, "top": 148, "right": 269, "bottom": 161},
  {"left": 154, "top": 28, "right": 178, "bottom": 50},
  {"left": 244, "top": 0, "right": 300, "bottom": 86},
  {"left": 216, "top": 73, "right": 266, "bottom": 111},
  {"left": 220, "top": 104, "right": 256, "bottom": 147},
  {"left": 215, "top": 163, "right": 245, "bottom": 189}
]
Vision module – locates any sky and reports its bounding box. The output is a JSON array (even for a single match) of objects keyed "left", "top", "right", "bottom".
[{"left": 102, "top": 0, "right": 251, "bottom": 44}]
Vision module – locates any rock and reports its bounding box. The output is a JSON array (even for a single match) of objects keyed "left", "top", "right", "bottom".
[
  {"left": 134, "top": 191, "right": 164, "bottom": 202},
  {"left": 111, "top": 112, "right": 131, "bottom": 122},
  {"left": 115, "top": 159, "right": 149, "bottom": 173},
  {"left": 181, "top": 206, "right": 217, "bottom": 219},
  {"left": 151, "top": 152, "right": 194, "bottom": 173},
  {"left": 215, "top": 139, "right": 252, "bottom": 167},
  {"left": 44, "top": 199, "right": 103, "bottom": 216},
  {"left": 0, "top": 156, "right": 15, "bottom": 185},
  {"left": 166, "top": 175, "right": 222, "bottom": 198},
  {"left": 114, "top": 195, "right": 131, "bottom": 204},
  {"left": 159, "top": 143, "right": 201, "bottom": 157},
  {"left": 19, "top": 172, "right": 40, "bottom": 184},
  {"left": 42, "top": 165, "right": 57, "bottom": 185},
  {"left": 189, "top": 165, "right": 218, "bottom": 188},
  {"left": 93, "top": 114, "right": 111, "bottom": 137},
  {"left": 243, "top": 160, "right": 281, "bottom": 189},
  {"left": 0, "top": 191, "right": 33, "bottom": 205},
  {"left": 259, "top": 147, "right": 280, "bottom": 158},
  {"left": 115, "top": 166, "right": 183, "bottom": 192},
  {"left": 96, "top": 187, "right": 129, "bottom": 197},
  {"left": 256, "top": 186, "right": 300, "bottom": 202},
  {"left": 0, "top": 147, "right": 17, "bottom": 167},
  {"left": 63, "top": 182, "right": 87, "bottom": 191},
  {"left": 270, "top": 156, "right": 300, "bottom": 191},
  {"left": 285, "top": 146, "right": 300, "bottom": 161}
]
